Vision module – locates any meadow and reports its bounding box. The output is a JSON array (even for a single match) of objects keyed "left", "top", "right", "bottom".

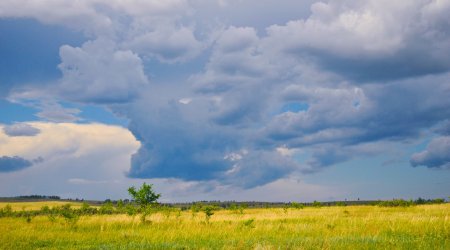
[{"left": 0, "top": 201, "right": 449, "bottom": 249}]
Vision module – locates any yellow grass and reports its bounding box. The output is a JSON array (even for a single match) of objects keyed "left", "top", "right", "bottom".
[
  {"left": 0, "top": 201, "right": 86, "bottom": 211},
  {"left": 0, "top": 202, "right": 449, "bottom": 249}
]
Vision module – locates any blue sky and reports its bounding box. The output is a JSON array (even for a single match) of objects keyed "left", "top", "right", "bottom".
[{"left": 1, "top": 0, "right": 449, "bottom": 202}]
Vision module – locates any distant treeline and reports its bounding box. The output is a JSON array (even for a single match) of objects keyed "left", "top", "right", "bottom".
[
  {"left": 0, "top": 196, "right": 447, "bottom": 209},
  {"left": 0, "top": 195, "right": 61, "bottom": 201},
  {"left": 170, "top": 198, "right": 446, "bottom": 209}
]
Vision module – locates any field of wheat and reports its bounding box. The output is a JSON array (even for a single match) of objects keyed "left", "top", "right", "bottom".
[{"left": 0, "top": 202, "right": 449, "bottom": 249}]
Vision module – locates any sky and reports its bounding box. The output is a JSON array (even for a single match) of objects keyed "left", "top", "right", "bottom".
[{"left": 1, "top": 0, "right": 449, "bottom": 202}]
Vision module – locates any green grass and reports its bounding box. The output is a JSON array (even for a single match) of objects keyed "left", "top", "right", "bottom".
[{"left": 0, "top": 202, "right": 449, "bottom": 249}]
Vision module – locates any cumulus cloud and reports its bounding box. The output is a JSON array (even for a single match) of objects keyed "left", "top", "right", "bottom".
[
  {"left": 126, "top": 26, "right": 203, "bottom": 63},
  {"left": 0, "top": 122, "right": 141, "bottom": 198},
  {"left": 3, "top": 123, "right": 40, "bottom": 137},
  {"left": 58, "top": 39, "right": 149, "bottom": 103},
  {"left": 0, "top": 156, "right": 33, "bottom": 172},
  {"left": 265, "top": 0, "right": 450, "bottom": 81},
  {"left": 2, "top": 0, "right": 450, "bottom": 192},
  {"left": 263, "top": 73, "right": 450, "bottom": 149},
  {"left": 411, "top": 136, "right": 450, "bottom": 169}
]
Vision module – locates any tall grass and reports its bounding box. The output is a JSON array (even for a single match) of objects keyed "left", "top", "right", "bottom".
[{"left": 0, "top": 202, "right": 449, "bottom": 249}]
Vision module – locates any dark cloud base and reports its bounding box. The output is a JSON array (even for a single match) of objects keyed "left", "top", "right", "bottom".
[{"left": 0, "top": 156, "right": 33, "bottom": 173}]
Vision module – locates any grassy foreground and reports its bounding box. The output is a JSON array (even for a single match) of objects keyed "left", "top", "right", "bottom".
[{"left": 0, "top": 202, "right": 449, "bottom": 249}]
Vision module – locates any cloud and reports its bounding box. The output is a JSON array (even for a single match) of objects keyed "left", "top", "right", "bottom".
[
  {"left": 123, "top": 87, "right": 302, "bottom": 188},
  {"left": 264, "top": 0, "right": 450, "bottom": 81},
  {"left": 36, "top": 103, "right": 81, "bottom": 123},
  {"left": 263, "top": 72, "right": 450, "bottom": 148},
  {"left": 0, "top": 156, "right": 33, "bottom": 172},
  {"left": 0, "top": 0, "right": 202, "bottom": 64},
  {"left": 2, "top": 0, "right": 450, "bottom": 192},
  {"left": 126, "top": 26, "right": 203, "bottom": 63},
  {"left": 0, "top": 122, "right": 140, "bottom": 198},
  {"left": 434, "top": 120, "right": 450, "bottom": 135},
  {"left": 0, "top": 0, "right": 189, "bottom": 37},
  {"left": 3, "top": 123, "right": 40, "bottom": 137},
  {"left": 221, "top": 150, "right": 302, "bottom": 188},
  {"left": 0, "top": 122, "right": 139, "bottom": 165},
  {"left": 58, "top": 39, "right": 149, "bottom": 103},
  {"left": 411, "top": 136, "right": 450, "bottom": 169}
]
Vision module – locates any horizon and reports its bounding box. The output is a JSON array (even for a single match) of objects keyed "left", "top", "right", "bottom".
[{"left": 1, "top": 0, "right": 450, "bottom": 202}]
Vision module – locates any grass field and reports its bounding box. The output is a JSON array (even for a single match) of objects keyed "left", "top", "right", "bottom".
[{"left": 0, "top": 202, "right": 449, "bottom": 249}]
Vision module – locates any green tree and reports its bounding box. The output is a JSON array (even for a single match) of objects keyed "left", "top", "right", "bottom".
[{"left": 128, "top": 182, "right": 161, "bottom": 223}]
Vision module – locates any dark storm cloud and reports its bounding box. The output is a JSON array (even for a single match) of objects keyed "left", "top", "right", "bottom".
[
  {"left": 411, "top": 136, "right": 450, "bottom": 169},
  {"left": 2, "top": 0, "right": 450, "bottom": 188},
  {"left": 0, "top": 156, "right": 33, "bottom": 173}
]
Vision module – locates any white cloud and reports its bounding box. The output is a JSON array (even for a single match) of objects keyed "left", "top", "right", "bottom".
[
  {"left": 266, "top": 0, "right": 450, "bottom": 58},
  {"left": 0, "top": 122, "right": 140, "bottom": 199},
  {"left": 0, "top": 122, "right": 139, "bottom": 163}
]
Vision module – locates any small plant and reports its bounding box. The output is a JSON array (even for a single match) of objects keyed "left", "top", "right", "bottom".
[
  {"left": 47, "top": 212, "right": 57, "bottom": 223},
  {"left": 2, "top": 204, "right": 13, "bottom": 217},
  {"left": 229, "top": 203, "right": 238, "bottom": 213},
  {"left": 40, "top": 205, "right": 50, "bottom": 214},
  {"left": 125, "top": 204, "right": 137, "bottom": 218},
  {"left": 239, "top": 203, "right": 248, "bottom": 215},
  {"left": 80, "top": 202, "right": 97, "bottom": 215},
  {"left": 203, "top": 205, "right": 216, "bottom": 223},
  {"left": 99, "top": 201, "right": 115, "bottom": 215},
  {"left": 283, "top": 204, "right": 290, "bottom": 214},
  {"left": 116, "top": 199, "right": 125, "bottom": 212},
  {"left": 25, "top": 213, "right": 32, "bottom": 223},
  {"left": 60, "top": 206, "right": 79, "bottom": 228},
  {"left": 242, "top": 218, "right": 255, "bottom": 228},
  {"left": 191, "top": 203, "right": 202, "bottom": 218}
]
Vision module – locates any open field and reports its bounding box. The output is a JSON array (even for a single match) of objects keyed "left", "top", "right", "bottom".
[{"left": 0, "top": 202, "right": 449, "bottom": 249}]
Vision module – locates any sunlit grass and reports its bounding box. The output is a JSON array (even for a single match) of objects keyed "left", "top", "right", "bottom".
[
  {"left": 0, "top": 201, "right": 86, "bottom": 211},
  {"left": 0, "top": 202, "right": 449, "bottom": 249}
]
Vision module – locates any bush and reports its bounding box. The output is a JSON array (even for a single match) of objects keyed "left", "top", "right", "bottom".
[
  {"left": 335, "top": 201, "right": 346, "bottom": 207},
  {"left": 202, "top": 205, "right": 218, "bottom": 223},
  {"left": 59, "top": 204, "right": 79, "bottom": 227},
  {"left": 99, "top": 201, "right": 115, "bottom": 215},
  {"left": 291, "top": 202, "right": 304, "bottom": 209},
  {"left": 312, "top": 201, "right": 322, "bottom": 208},
  {"left": 378, "top": 199, "right": 414, "bottom": 207},
  {"left": 80, "top": 202, "right": 97, "bottom": 215}
]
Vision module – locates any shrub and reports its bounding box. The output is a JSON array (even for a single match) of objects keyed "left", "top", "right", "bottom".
[
  {"left": 99, "top": 201, "right": 115, "bottom": 215},
  {"left": 190, "top": 203, "right": 202, "bottom": 218},
  {"left": 312, "top": 201, "right": 322, "bottom": 208},
  {"left": 335, "top": 201, "right": 346, "bottom": 207},
  {"left": 291, "top": 202, "right": 304, "bottom": 209},
  {"left": 378, "top": 199, "right": 414, "bottom": 207},
  {"left": 202, "top": 205, "right": 217, "bottom": 223}
]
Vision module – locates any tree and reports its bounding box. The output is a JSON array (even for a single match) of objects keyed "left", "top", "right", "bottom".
[{"left": 128, "top": 182, "right": 161, "bottom": 223}]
